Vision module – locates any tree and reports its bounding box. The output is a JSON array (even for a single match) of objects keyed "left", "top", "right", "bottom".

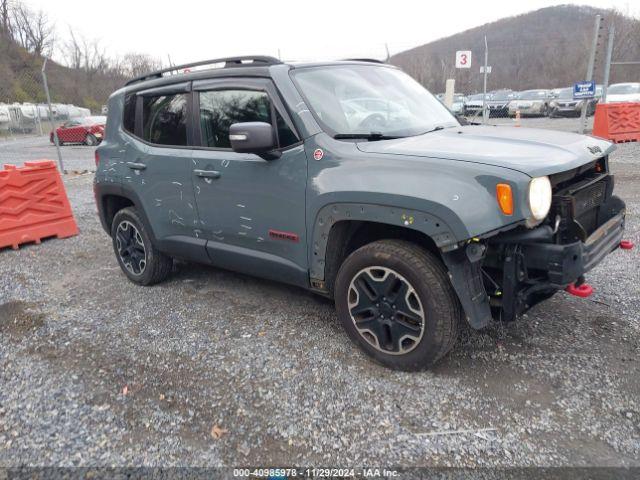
[
  {"left": 0, "top": 0, "right": 12, "bottom": 38},
  {"left": 120, "top": 53, "right": 162, "bottom": 78},
  {"left": 10, "top": 2, "right": 54, "bottom": 56}
]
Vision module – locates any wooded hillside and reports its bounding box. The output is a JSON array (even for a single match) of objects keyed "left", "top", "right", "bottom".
[{"left": 390, "top": 5, "right": 640, "bottom": 94}]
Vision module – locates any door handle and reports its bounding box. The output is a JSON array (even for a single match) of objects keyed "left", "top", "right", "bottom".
[
  {"left": 193, "top": 169, "right": 221, "bottom": 179},
  {"left": 126, "top": 162, "right": 146, "bottom": 170}
]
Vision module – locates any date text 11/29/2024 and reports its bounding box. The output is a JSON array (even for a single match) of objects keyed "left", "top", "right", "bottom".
[{"left": 233, "top": 467, "right": 400, "bottom": 478}]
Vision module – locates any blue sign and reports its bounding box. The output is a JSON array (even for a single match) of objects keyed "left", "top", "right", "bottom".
[{"left": 573, "top": 81, "right": 596, "bottom": 99}]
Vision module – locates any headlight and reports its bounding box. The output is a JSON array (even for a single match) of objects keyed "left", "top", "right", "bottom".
[{"left": 528, "top": 176, "right": 552, "bottom": 220}]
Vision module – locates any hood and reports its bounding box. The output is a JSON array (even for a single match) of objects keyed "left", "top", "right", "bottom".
[
  {"left": 356, "top": 125, "right": 614, "bottom": 177},
  {"left": 606, "top": 94, "right": 640, "bottom": 103}
]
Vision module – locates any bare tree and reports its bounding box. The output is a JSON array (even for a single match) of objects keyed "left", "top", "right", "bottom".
[
  {"left": 63, "top": 27, "right": 83, "bottom": 70},
  {"left": 121, "top": 52, "right": 162, "bottom": 78},
  {"left": 0, "top": 0, "right": 12, "bottom": 38},
  {"left": 10, "top": 2, "right": 54, "bottom": 55}
]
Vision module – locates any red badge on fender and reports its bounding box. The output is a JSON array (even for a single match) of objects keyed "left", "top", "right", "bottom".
[{"left": 313, "top": 148, "right": 324, "bottom": 161}]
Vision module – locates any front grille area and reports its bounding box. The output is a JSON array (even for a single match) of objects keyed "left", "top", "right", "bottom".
[
  {"left": 574, "top": 180, "right": 606, "bottom": 216},
  {"left": 549, "top": 158, "right": 611, "bottom": 242}
]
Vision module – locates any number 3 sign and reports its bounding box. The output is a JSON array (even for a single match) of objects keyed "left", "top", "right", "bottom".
[{"left": 455, "top": 50, "right": 472, "bottom": 69}]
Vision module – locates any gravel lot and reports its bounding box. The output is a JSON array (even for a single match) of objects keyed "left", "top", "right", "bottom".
[{"left": 0, "top": 120, "right": 638, "bottom": 468}]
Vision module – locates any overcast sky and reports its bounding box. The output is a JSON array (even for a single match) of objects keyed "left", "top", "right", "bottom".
[{"left": 24, "top": 0, "right": 639, "bottom": 65}]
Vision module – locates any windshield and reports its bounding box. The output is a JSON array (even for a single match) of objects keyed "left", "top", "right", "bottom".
[
  {"left": 490, "top": 91, "right": 513, "bottom": 101},
  {"left": 291, "top": 65, "right": 458, "bottom": 137},
  {"left": 83, "top": 116, "right": 106, "bottom": 125},
  {"left": 608, "top": 84, "right": 640, "bottom": 95},
  {"left": 468, "top": 93, "right": 485, "bottom": 101},
  {"left": 557, "top": 88, "right": 574, "bottom": 99},
  {"left": 519, "top": 90, "right": 548, "bottom": 100}
]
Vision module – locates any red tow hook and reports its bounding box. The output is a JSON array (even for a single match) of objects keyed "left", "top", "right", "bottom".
[
  {"left": 565, "top": 283, "right": 594, "bottom": 298},
  {"left": 620, "top": 240, "right": 634, "bottom": 250}
]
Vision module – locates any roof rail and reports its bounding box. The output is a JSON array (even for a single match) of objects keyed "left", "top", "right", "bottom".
[
  {"left": 125, "top": 55, "right": 282, "bottom": 86},
  {"left": 342, "top": 58, "right": 386, "bottom": 64}
]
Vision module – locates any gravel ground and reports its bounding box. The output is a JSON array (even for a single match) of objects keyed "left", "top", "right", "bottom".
[
  {"left": 0, "top": 135, "right": 95, "bottom": 173},
  {"left": 0, "top": 126, "right": 638, "bottom": 469}
]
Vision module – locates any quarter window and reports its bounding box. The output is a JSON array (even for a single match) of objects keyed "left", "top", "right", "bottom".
[
  {"left": 199, "top": 89, "right": 298, "bottom": 149},
  {"left": 142, "top": 93, "right": 188, "bottom": 146}
]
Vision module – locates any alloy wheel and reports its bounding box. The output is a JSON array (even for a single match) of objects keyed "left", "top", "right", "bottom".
[
  {"left": 115, "top": 220, "right": 147, "bottom": 275},
  {"left": 347, "top": 266, "right": 425, "bottom": 355}
]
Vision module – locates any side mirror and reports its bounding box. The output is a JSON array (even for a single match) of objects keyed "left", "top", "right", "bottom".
[{"left": 229, "top": 122, "right": 280, "bottom": 159}]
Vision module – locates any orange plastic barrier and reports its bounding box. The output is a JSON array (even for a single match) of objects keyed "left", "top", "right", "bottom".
[
  {"left": 592, "top": 102, "right": 640, "bottom": 143},
  {"left": 0, "top": 160, "right": 78, "bottom": 250}
]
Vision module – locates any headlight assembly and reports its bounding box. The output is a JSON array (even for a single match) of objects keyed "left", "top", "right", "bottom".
[{"left": 528, "top": 176, "right": 552, "bottom": 221}]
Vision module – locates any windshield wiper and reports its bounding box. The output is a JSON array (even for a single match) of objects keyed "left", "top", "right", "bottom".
[
  {"left": 333, "top": 132, "right": 402, "bottom": 141},
  {"left": 421, "top": 125, "right": 446, "bottom": 135}
]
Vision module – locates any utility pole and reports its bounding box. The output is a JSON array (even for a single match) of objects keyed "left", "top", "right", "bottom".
[
  {"left": 580, "top": 14, "right": 603, "bottom": 133},
  {"left": 602, "top": 25, "right": 615, "bottom": 103},
  {"left": 41, "top": 58, "right": 64, "bottom": 173},
  {"left": 482, "top": 35, "right": 488, "bottom": 124}
]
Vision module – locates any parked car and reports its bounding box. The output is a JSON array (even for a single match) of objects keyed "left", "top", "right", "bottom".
[
  {"left": 95, "top": 56, "right": 626, "bottom": 370},
  {"left": 51, "top": 116, "right": 106, "bottom": 146},
  {"left": 434, "top": 93, "right": 466, "bottom": 115},
  {"left": 486, "top": 90, "right": 515, "bottom": 117},
  {"left": 548, "top": 88, "right": 597, "bottom": 117},
  {"left": 508, "top": 89, "right": 552, "bottom": 117},
  {"left": 605, "top": 83, "right": 640, "bottom": 103},
  {"left": 450, "top": 94, "right": 467, "bottom": 114},
  {"left": 463, "top": 93, "right": 486, "bottom": 117}
]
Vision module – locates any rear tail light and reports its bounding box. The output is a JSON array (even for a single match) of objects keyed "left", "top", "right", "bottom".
[{"left": 95, "top": 150, "right": 100, "bottom": 167}]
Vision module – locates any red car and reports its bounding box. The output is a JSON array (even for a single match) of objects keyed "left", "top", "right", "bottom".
[{"left": 50, "top": 116, "right": 106, "bottom": 146}]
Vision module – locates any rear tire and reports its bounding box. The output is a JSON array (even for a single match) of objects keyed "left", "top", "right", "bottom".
[
  {"left": 111, "top": 207, "right": 173, "bottom": 286},
  {"left": 334, "top": 240, "right": 461, "bottom": 371},
  {"left": 84, "top": 133, "right": 97, "bottom": 146}
]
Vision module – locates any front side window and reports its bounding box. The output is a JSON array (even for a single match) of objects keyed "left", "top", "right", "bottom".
[
  {"left": 199, "top": 89, "right": 298, "bottom": 149},
  {"left": 142, "top": 93, "right": 188, "bottom": 146},
  {"left": 291, "top": 65, "right": 458, "bottom": 137},
  {"left": 199, "top": 90, "right": 270, "bottom": 148}
]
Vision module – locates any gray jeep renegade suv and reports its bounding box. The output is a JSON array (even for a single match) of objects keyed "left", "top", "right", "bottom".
[{"left": 95, "top": 56, "right": 627, "bottom": 370}]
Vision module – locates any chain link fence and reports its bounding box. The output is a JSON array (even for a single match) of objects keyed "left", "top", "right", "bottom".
[{"left": 0, "top": 59, "right": 116, "bottom": 173}]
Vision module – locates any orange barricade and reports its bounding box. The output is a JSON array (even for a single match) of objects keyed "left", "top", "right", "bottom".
[
  {"left": 0, "top": 160, "right": 79, "bottom": 250},
  {"left": 592, "top": 102, "right": 640, "bottom": 143}
]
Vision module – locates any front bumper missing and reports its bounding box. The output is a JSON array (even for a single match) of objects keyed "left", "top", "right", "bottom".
[
  {"left": 443, "top": 195, "right": 626, "bottom": 328},
  {"left": 520, "top": 208, "right": 625, "bottom": 286}
]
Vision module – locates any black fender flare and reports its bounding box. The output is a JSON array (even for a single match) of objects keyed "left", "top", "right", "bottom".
[
  {"left": 309, "top": 202, "right": 458, "bottom": 282},
  {"left": 94, "top": 181, "right": 158, "bottom": 243}
]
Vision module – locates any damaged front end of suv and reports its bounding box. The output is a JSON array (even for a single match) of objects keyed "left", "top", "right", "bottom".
[{"left": 443, "top": 152, "right": 626, "bottom": 328}]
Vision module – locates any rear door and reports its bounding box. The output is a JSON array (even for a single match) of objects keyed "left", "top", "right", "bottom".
[
  {"left": 190, "top": 77, "right": 308, "bottom": 285},
  {"left": 122, "top": 83, "right": 203, "bottom": 257}
]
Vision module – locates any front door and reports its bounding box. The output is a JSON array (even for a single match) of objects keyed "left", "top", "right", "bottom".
[{"left": 190, "top": 78, "right": 308, "bottom": 286}]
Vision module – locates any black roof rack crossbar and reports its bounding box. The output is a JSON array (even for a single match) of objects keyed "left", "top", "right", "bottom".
[
  {"left": 125, "top": 55, "right": 282, "bottom": 86},
  {"left": 342, "top": 58, "right": 386, "bottom": 64}
]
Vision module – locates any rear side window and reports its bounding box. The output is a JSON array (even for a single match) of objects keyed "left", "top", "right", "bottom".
[
  {"left": 199, "top": 89, "right": 298, "bottom": 149},
  {"left": 122, "top": 94, "right": 136, "bottom": 134},
  {"left": 142, "top": 93, "right": 188, "bottom": 146}
]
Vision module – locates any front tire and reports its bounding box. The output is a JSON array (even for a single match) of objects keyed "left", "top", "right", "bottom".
[
  {"left": 111, "top": 207, "right": 173, "bottom": 286},
  {"left": 334, "top": 240, "right": 461, "bottom": 371}
]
